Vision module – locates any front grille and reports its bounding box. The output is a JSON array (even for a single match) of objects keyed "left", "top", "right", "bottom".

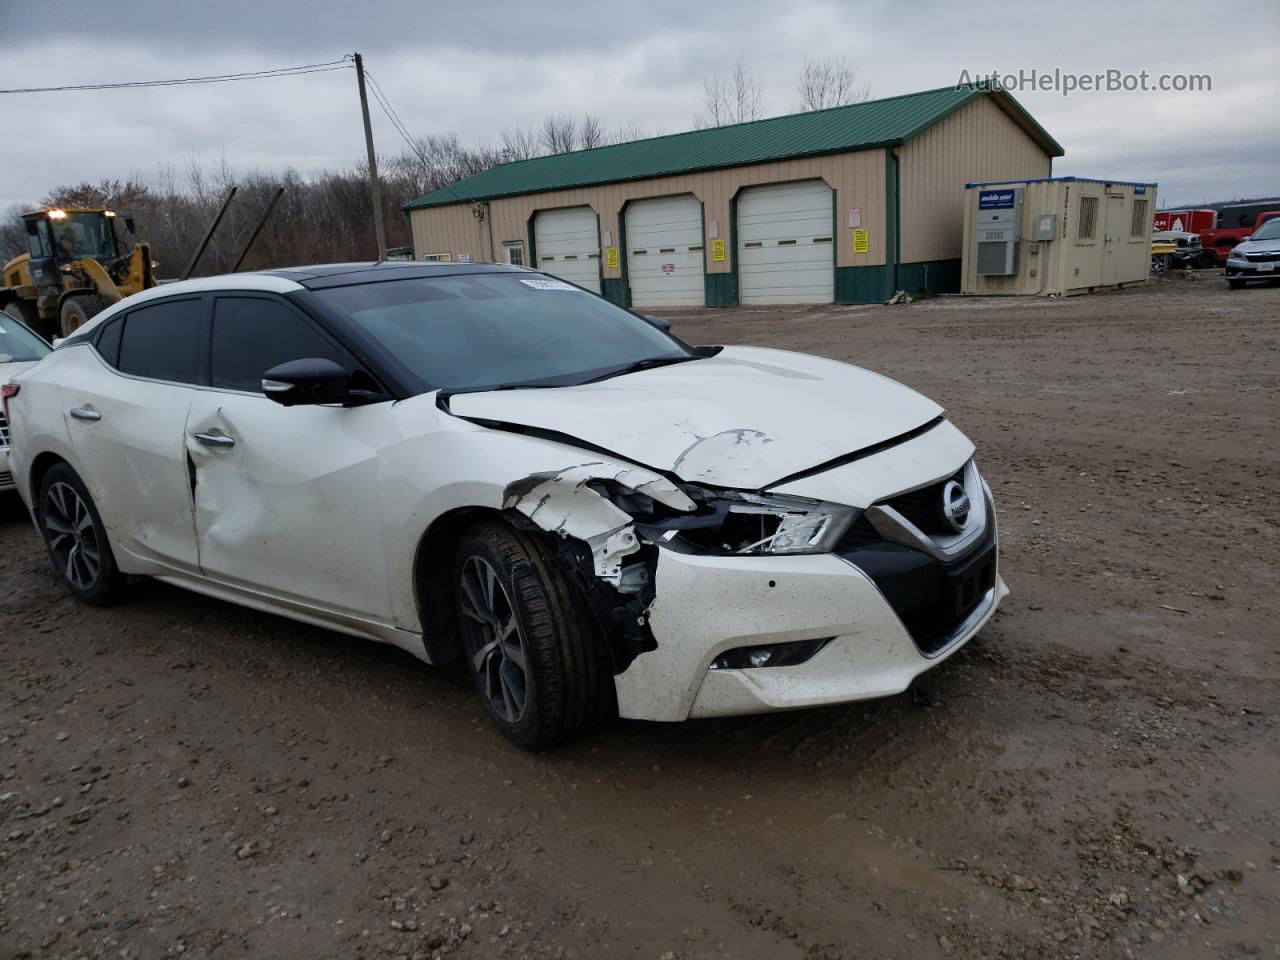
[
  {"left": 0, "top": 470, "right": 12, "bottom": 487},
  {"left": 1245, "top": 252, "right": 1280, "bottom": 262},
  {"left": 837, "top": 525, "right": 996, "bottom": 656},
  {"left": 0, "top": 412, "right": 9, "bottom": 449},
  {"left": 879, "top": 466, "right": 965, "bottom": 536}
]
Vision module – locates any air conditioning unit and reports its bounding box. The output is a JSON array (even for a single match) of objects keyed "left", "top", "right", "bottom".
[{"left": 975, "top": 187, "right": 1023, "bottom": 276}]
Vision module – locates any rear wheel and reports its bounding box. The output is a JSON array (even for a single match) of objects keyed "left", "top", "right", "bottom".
[
  {"left": 1150, "top": 254, "right": 1169, "bottom": 274},
  {"left": 37, "top": 463, "right": 125, "bottom": 605},
  {"left": 453, "top": 521, "right": 613, "bottom": 749},
  {"left": 59, "top": 294, "right": 108, "bottom": 337}
]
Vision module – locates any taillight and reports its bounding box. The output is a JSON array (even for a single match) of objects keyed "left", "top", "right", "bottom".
[{"left": 1, "top": 383, "right": 19, "bottom": 423}]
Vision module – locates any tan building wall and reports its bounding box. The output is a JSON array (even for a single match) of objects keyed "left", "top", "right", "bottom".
[
  {"left": 409, "top": 150, "right": 888, "bottom": 279},
  {"left": 961, "top": 179, "right": 1156, "bottom": 296},
  {"left": 898, "top": 96, "right": 1053, "bottom": 264}
]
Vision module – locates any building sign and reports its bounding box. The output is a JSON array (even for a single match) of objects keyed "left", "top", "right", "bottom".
[
  {"left": 711, "top": 239, "right": 725, "bottom": 262},
  {"left": 1134, "top": 185, "right": 1146, "bottom": 195},
  {"left": 606, "top": 247, "right": 619, "bottom": 269},
  {"left": 707, "top": 220, "right": 719, "bottom": 239},
  {"left": 852, "top": 228, "right": 869, "bottom": 254},
  {"left": 848, "top": 207, "right": 861, "bottom": 228},
  {"left": 661, "top": 263, "right": 676, "bottom": 275},
  {"left": 456, "top": 253, "right": 472, "bottom": 262},
  {"left": 978, "top": 189, "right": 1016, "bottom": 210}
]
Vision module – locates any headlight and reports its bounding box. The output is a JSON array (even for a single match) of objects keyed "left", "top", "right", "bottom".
[
  {"left": 1227, "top": 247, "right": 1245, "bottom": 261},
  {"left": 670, "top": 490, "right": 857, "bottom": 556}
]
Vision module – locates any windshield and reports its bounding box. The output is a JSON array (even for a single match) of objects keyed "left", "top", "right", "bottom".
[
  {"left": 317, "top": 273, "right": 694, "bottom": 392},
  {"left": 1250, "top": 219, "right": 1280, "bottom": 241},
  {"left": 0, "top": 316, "right": 51, "bottom": 363},
  {"left": 51, "top": 213, "right": 116, "bottom": 260}
]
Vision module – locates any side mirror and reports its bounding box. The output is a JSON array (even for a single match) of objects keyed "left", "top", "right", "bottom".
[
  {"left": 640, "top": 313, "right": 671, "bottom": 333},
  {"left": 262, "top": 358, "right": 351, "bottom": 406}
]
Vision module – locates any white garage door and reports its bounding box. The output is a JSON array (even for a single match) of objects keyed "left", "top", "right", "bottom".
[
  {"left": 534, "top": 207, "right": 601, "bottom": 294},
  {"left": 626, "top": 195, "right": 705, "bottom": 308},
  {"left": 737, "top": 180, "right": 834, "bottom": 305}
]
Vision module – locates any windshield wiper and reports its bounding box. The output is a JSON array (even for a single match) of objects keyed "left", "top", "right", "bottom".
[{"left": 580, "top": 354, "right": 700, "bottom": 384}]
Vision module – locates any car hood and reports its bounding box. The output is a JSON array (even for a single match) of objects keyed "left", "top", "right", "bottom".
[
  {"left": 0, "top": 360, "right": 39, "bottom": 386},
  {"left": 1237, "top": 236, "right": 1280, "bottom": 254},
  {"left": 446, "top": 345, "right": 943, "bottom": 489}
]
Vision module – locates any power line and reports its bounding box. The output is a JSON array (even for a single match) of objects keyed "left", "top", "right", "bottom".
[
  {"left": 363, "top": 68, "right": 477, "bottom": 211},
  {"left": 0, "top": 57, "right": 353, "bottom": 95}
]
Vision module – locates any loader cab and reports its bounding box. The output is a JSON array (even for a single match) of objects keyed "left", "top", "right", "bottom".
[{"left": 24, "top": 209, "right": 125, "bottom": 264}]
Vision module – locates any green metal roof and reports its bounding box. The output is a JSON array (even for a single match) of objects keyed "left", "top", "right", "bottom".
[{"left": 404, "top": 86, "right": 1063, "bottom": 211}]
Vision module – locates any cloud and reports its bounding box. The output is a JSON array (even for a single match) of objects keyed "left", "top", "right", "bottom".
[{"left": 1, "top": 0, "right": 1275, "bottom": 208}]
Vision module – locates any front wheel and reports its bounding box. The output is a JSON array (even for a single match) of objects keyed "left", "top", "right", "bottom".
[
  {"left": 1227, "top": 278, "right": 1246, "bottom": 289},
  {"left": 59, "top": 294, "right": 108, "bottom": 337},
  {"left": 453, "top": 521, "right": 613, "bottom": 749},
  {"left": 37, "top": 463, "right": 125, "bottom": 605}
]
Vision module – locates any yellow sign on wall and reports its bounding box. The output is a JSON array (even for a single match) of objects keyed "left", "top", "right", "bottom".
[
  {"left": 606, "top": 247, "right": 619, "bottom": 269},
  {"left": 711, "top": 238, "right": 726, "bottom": 262},
  {"left": 852, "top": 228, "right": 869, "bottom": 254}
]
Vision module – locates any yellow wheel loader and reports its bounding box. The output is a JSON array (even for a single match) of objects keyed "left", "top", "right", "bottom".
[{"left": 1, "top": 207, "right": 156, "bottom": 340}]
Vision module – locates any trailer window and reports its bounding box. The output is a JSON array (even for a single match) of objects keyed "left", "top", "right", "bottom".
[
  {"left": 1078, "top": 197, "right": 1098, "bottom": 241},
  {"left": 1130, "top": 200, "right": 1148, "bottom": 238}
]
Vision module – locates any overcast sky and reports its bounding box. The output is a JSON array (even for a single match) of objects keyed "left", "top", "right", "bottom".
[{"left": 2, "top": 0, "right": 1275, "bottom": 210}]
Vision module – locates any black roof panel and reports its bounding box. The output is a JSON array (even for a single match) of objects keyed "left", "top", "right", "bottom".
[{"left": 259, "top": 260, "right": 526, "bottom": 289}]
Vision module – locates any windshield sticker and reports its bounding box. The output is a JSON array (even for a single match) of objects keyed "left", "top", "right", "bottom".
[{"left": 518, "top": 278, "right": 578, "bottom": 292}]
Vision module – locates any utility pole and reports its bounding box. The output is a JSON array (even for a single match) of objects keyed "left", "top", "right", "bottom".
[{"left": 354, "top": 52, "right": 387, "bottom": 261}]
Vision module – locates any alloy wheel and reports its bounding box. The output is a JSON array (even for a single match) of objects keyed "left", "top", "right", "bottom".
[
  {"left": 43, "top": 482, "right": 101, "bottom": 590},
  {"left": 458, "top": 555, "right": 530, "bottom": 724}
]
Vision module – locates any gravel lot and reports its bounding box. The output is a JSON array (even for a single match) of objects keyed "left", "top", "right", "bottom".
[{"left": 2, "top": 272, "right": 1277, "bottom": 959}]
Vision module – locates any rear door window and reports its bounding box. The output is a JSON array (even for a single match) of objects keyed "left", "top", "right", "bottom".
[
  {"left": 210, "top": 296, "right": 345, "bottom": 394},
  {"left": 116, "top": 298, "right": 203, "bottom": 384}
]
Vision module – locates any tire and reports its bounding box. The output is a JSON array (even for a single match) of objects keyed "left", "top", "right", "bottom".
[
  {"left": 1150, "top": 254, "right": 1169, "bottom": 274},
  {"left": 36, "top": 463, "right": 125, "bottom": 606},
  {"left": 1227, "top": 278, "right": 1246, "bottom": 289},
  {"left": 59, "top": 294, "right": 108, "bottom": 337},
  {"left": 1196, "top": 251, "right": 1218, "bottom": 269},
  {"left": 453, "top": 521, "right": 612, "bottom": 749}
]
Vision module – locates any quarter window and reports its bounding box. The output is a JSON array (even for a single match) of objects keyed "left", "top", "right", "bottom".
[
  {"left": 95, "top": 316, "right": 123, "bottom": 367},
  {"left": 116, "top": 299, "right": 202, "bottom": 384},
  {"left": 210, "top": 297, "right": 344, "bottom": 393}
]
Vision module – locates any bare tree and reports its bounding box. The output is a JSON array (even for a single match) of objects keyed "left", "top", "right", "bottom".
[
  {"left": 797, "top": 55, "right": 870, "bottom": 111},
  {"left": 610, "top": 121, "right": 651, "bottom": 145},
  {"left": 538, "top": 113, "right": 578, "bottom": 155},
  {"left": 579, "top": 113, "right": 606, "bottom": 150},
  {"left": 697, "top": 57, "right": 768, "bottom": 128},
  {"left": 499, "top": 123, "right": 541, "bottom": 162}
]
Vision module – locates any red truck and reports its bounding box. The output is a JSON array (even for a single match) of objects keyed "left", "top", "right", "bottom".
[
  {"left": 1199, "top": 203, "right": 1280, "bottom": 264},
  {"left": 1153, "top": 209, "right": 1216, "bottom": 233}
]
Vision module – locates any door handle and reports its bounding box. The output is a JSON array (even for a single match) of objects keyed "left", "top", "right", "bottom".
[
  {"left": 69, "top": 406, "right": 100, "bottom": 422},
  {"left": 192, "top": 431, "right": 235, "bottom": 448}
]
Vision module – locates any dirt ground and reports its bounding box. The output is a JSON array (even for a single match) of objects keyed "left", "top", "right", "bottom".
[{"left": 2, "top": 271, "right": 1277, "bottom": 960}]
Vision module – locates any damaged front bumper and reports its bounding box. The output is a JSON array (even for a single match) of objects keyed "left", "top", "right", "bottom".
[{"left": 615, "top": 531, "right": 1007, "bottom": 722}]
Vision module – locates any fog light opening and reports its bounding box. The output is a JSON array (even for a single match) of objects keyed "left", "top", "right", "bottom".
[{"left": 709, "top": 637, "right": 832, "bottom": 671}]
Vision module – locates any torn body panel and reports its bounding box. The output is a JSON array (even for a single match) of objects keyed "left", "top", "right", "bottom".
[{"left": 500, "top": 461, "right": 694, "bottom": 584}]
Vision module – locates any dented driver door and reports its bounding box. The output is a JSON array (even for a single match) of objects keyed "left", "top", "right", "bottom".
[{"left": 184, "top": 294, "right": 393, "bottom": 622}]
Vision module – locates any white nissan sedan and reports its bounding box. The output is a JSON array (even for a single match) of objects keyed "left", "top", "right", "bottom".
[{"left": 5, "top": 262, "right": 1006, "bottom": 748}]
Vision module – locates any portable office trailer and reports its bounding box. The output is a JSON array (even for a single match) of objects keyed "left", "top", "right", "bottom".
[{"left": 960, "top": 177, "right": 1157, "bottom": 297}]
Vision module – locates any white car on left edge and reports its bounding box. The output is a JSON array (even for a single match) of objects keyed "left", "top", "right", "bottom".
[
  {"left": 0, "top": 310, "right": 51, "bottom": 492},
  {"left": 6, "top": 262, "right": 1007, "bottom": 749}
]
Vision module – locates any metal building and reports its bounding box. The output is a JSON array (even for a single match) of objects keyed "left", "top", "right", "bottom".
[
  {"left": 960, "top": 178, "right": 1158, "bottom": 297},
  {"left": 403, "top": 86, "right": 1062, "bottom": 307}
]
